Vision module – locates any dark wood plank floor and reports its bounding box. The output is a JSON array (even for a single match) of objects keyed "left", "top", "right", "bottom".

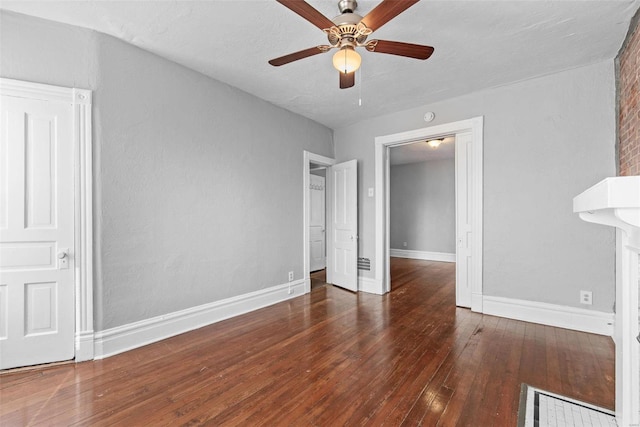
[{"left": 0, "top": 258, "right": 614, "bottom": 426}]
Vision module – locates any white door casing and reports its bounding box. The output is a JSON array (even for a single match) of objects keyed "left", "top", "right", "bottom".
[
  {"left": 375, "top": 117, "right": 483, "bottom": 311},
  {"left": 0, "top": 78, "right": 94, "bottom": 368},
  {"left": 328, "top": 160, "right": 358, "bottom": 292},
  {"left": 455, "top": 132, "right": 472, "bottom": 308},
  {"left": 309, "top": 174, "right": 326, "bottom": 272}
]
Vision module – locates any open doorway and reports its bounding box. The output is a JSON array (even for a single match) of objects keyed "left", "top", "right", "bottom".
[
  {"left": 303, "top": 151, "right": 359, "bottom": 294},
  {"left": 388, "top": 136, "right": 456, "bottom": 293},
  {"left": 386, "top": 132, "right": 470, "bottom": 307},
  {"left": 374, "top": 117, "right": 484, "bottom": 311},
  {"left": 303, "top": 151, "right": 335, "bottom": 294},
  {"left": 389, "top": 136, "right": 456, "bottom": 262},
  {"left": 309, "top": 164, "right": 326, "bottom": 289}
]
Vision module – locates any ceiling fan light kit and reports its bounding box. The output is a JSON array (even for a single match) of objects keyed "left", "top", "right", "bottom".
[
  {"left": 333, "top": 46, "right": 361, "bottom": 73},
  {"left": 269, "top": 0, "right": 434, "bottom": 89}
]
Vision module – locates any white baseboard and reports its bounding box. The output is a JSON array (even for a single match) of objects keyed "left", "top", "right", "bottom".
[
  {"left": 390, "top": 249, "right": 455, "bottom": 263},
  {"left": 359, "top": 276, "right": 384, "bottom": 295},
  {"left": 75, "top": 330, "right": 94, "bottom": 362},
  {"left": 94, "top": 279, "right": 307, "bottom": 359},
  {"left": 471, "top": 292, "right": 483, "bottom": 313},
  {"left": 482, "top": 296, "right": 614, "bottom": 336}
]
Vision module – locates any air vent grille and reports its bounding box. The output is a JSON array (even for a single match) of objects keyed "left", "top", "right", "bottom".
[{"left": 358, "top": 257, "right": 371, "bottom": 271}]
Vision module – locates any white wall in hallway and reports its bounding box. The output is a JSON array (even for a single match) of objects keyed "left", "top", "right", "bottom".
[{"left": 390, "top": 159, "right": 455, "bottom": 254}]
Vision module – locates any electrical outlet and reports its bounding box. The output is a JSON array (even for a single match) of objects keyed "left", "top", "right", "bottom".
[
  {"left": 288, "top": 271, "right": 294, "bottom": 282},
  {"left": 580, "top": 290, "right": 592, "bottom": 305},
  {"left": 403, "top": 242, "right": 407, "bottom": 247}
]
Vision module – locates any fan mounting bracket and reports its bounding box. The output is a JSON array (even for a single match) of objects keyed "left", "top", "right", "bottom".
[{"left": 338, "top": 0, "right": 358, "bottom": 14}]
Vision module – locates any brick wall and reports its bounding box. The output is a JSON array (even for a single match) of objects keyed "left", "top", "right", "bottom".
[{"left": 619, "top": 12, "right": 640, "bottom": 176}]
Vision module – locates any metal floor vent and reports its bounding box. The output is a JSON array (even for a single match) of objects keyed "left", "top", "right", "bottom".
[{"left": 358, "top": 257, "right": 371, "bottom": 271}]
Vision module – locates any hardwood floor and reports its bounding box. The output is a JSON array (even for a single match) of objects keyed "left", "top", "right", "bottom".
[
  {"left": 310, "top": 268, "right": 326, "bottom": 289},
  {"left": 0, "top": 258, "right": 614, "bottom": 426}
]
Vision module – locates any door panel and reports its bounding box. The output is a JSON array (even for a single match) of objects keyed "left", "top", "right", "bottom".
[
  {"left": 329, "top": 160, "right": 358, "bottom": 292},
  {"left": 26, "top": 114, "right": 57, "bottom": 228},
  {"left": 1, "top": 242, "right": 56, "bottom": 269},
  {"left": 309, "top": 175, "right": 326, "bottom": 272},
  {"left": 25, "top": 282, "right": 58, "bottom": 336},
  {"left": 455, "top": 132, "right": 472, "bottom": 307},
  {"left": 0, "top": 95, "right": 75, "bottom": 370}
]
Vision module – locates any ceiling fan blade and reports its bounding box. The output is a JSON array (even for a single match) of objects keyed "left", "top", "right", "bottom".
[
  {"left": 361, "top": 0, "right": 420, "bottom": 32},
  {"left": 339, "top": 71, "right": 355, "bottom": 89},
  {"left": 269, "top": 46, "right": 329, "bottom": 66},
  {"left": 276, "top": 0, "right": 336, "bottom": 30},
  {"left": 366, "top": 40, "right": 434, "bottom": 60}
]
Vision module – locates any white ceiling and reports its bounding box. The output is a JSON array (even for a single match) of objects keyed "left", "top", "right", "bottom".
[
  {"left": 2, "top": 0, "right": 639, "bottom": 129},
  {"left": 390, "top": 135, "right": 455, "bottom": 165}
]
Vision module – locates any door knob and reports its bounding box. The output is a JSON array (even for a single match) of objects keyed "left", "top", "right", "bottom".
[{"left": 57, "top": 248, "right": 70, "bottom": 270}]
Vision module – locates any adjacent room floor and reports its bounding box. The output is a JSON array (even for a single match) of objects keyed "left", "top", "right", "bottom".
[{"left": 0, "top": 258, "right": 614, "bottom": 426}]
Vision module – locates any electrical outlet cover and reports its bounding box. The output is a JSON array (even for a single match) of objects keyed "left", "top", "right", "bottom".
[{"left": 580, "top": 290, "right": 592, "bottom": 305}]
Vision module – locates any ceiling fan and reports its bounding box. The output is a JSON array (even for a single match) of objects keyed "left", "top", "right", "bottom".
[{"left": 269, "top": 0, "right": 434, "bottom": 89}]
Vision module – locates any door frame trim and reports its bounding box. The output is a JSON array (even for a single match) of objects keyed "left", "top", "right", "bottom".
[
  {"left": 1, "top": 78, "right": 94, "bottom": 361},
  {"left": 374, "top": 116, "right": 484, "bottom": 312},
  {"left": 303, "top": 151, "right": 335, "bottom": 293}
]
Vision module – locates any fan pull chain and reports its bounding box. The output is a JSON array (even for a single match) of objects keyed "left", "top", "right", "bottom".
[{"left": 358, "top": 67, "right": 362, "bottom": 106}]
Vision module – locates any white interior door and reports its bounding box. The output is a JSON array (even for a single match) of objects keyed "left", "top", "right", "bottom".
[
  {"left": 0, "top": 94, "right": 75, "bottom": 370},
  {"left": 328, "top": 160, "right": 358, "bottom": 292},
  {"left": 455, "top": 132, "right": 472, "bottom": 307},
  {"left": 309, "top": 174, "right": 326, "bottom": 272}
]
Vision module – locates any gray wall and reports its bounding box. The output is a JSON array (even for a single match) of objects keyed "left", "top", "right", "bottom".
[
  {"left": 0, "top": 10, "right": 98, "bottom": 90},
  {"left": 335, "top": 61, "right": 616, "bottom": 312},
  {"left": 390, "top": 159, "right": 455, "bottom": 253},
  {"left": 1, "top": 11, "right": 334, "bottom": 331}
]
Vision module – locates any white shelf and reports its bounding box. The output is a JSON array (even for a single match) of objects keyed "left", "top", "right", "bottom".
[
  {"left": 574, "top": 176, "right": 640, "bottom": 251},
  {"left": 574, "top": 176, "right": 640, "bottom": 213}
]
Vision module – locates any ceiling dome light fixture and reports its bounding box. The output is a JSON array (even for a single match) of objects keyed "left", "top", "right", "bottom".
[
  {"left": 332, "top": 46, "right": 362, "bottom": 74},
  {"left": 427, "top": 139, "right": 443, "bottom": 149}
]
